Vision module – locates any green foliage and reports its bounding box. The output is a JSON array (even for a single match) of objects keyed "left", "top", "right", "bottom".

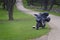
[
  {"left": 22, "top": 0, "right": 28, "bottom": 7},
  {"left": 22, "top": 2, "right": 60, "bottom": 16}
]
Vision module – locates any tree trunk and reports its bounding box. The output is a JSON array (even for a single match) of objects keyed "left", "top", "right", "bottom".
[
  {"left": 8, "top": 6, "right": 14, "bottom": 20},
  {"left": 43, "top": 0, "right": 49, "bottom": 10},
  {"left": 7, "top": 0, "right": 16, "bottom": 20},
  {"left": 48, "top": 0, "right": 56, "bottom": 10}
]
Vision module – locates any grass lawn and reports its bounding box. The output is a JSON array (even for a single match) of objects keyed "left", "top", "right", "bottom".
[{"left": 0, "top": 7, "right": 50, "bottom": 40}]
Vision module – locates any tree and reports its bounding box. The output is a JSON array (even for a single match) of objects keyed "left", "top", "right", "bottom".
[
  {"left": 3, "top": 0, "right": 16, "bottom": 20},
  {"left": 43, "top": 0, "right": 49, "bottom": 10},
  {"left": 27, "top": 0, "right": 36, "bottom": 6},
  {"left": 0, "top": 0, "right": 16, "bottom": 20},
  {"left": 7, "top": 0, "right": 16, "bottom": 20},
  {"left": 26, "top": 0, "right": 60, "bottom": 10},
  {"left": 48, "top": 0, "right": 56, "bottom": 10}
]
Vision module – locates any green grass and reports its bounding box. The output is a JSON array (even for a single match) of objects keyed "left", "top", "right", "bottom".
[{"left": 0, "top": 7, "right": 50, "bottom": 40}]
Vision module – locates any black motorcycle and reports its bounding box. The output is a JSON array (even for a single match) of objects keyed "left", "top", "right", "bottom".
[{"left": 34, "top": 13, "right": 50, "bottom": 30}]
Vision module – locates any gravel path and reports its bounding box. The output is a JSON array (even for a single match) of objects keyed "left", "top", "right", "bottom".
[{"left": 16, "top": 0, "right": 60, "bottom": 40}]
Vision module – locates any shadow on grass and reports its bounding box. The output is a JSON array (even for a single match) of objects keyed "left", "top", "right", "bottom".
[{"left": 0, "top": 18, "right": 35, "bottom": 22}]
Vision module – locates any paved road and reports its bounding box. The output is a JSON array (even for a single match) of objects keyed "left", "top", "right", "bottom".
[{"left": 16, "top": 0, "right": 60, "bottom": 40}]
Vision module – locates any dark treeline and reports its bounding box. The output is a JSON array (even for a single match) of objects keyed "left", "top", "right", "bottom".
[
  {"left": 0, "top": 0, "right": 16, "bottom": 20},
  {"left": 26, "top": 0, "right": 60, "bottom": 10}
]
